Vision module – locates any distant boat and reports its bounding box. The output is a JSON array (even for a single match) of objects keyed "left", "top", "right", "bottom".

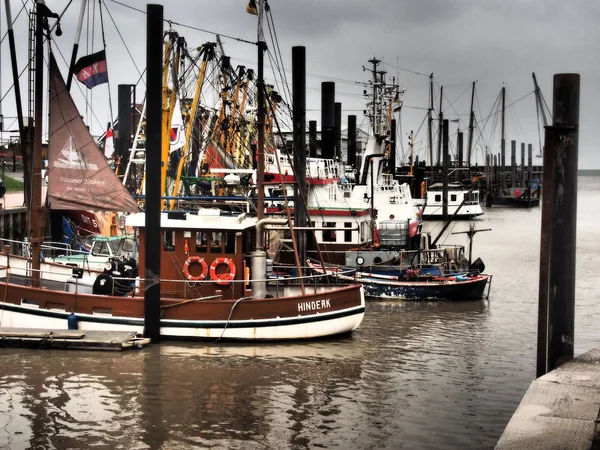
[{"left": 415, "top": 182, "right": 484, "bottom": 220}]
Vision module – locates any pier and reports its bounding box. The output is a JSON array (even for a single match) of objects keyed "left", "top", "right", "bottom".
[
  {"left": 495, "top": 348, "right": 600, "bottom": 449},
  {"left": 0, "top": 328, "right": 150, "bottom": 351}
]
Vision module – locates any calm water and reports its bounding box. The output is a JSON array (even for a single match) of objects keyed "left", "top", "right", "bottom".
[{"left": 1, "top": 177, "right": 599, "bottom": 450}]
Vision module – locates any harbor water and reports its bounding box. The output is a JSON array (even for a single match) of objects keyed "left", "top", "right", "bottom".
[{"left": 1, "top": 176, "right": 599, "bottom": 450}]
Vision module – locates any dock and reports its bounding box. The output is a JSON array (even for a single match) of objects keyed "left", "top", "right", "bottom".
[
  {"left": 495, "top": 347, "right": 600, "bottom": 449},
  {"left": 0, "top": 328, "right": 150, "bottom": 351}
]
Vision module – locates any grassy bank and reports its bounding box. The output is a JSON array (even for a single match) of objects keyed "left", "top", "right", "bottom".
[{"left": 3, "top": 175, "right": 24, "bottom": 192}]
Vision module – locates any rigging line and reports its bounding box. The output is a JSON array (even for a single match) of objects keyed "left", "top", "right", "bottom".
[
  {"left": 381, "top": 60, "right": 429, "bottom": 77},
  {"left": 265, "top": 8, "right": 291, "bottom": 107},
  {"left": 98, "top": 0, "right": 114, "bottom": 127},
  {"left": 101, "top": 0, "right": 143, "bottom": 82},
  {"left": 0, "top": 0, "right": 28, "bottom": 45},
  {"left": 106, "top": 0, "right": 256, "bottom": 45}
]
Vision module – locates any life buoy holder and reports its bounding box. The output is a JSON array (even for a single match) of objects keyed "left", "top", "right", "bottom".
[
  {"left": 209, "top": 257, "right": 236, "bottom": 285},
  {"left": 182, "top": 256, "right": 208, "bottom": 281}
]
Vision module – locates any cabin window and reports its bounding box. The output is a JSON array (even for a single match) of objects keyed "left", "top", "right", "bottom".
[
  {"left": 196, "top": 231, "right": 207, "bottom": 253},
  {"left": 344, "top": 222, "right": 353, "bottom": 243},
  {"left": 92, "top": 241, "right": 110, "bottom": 256},
  {"left": 210, "top": 232, "right": 223, "bottom": 254},
  {"left": 163, "top": 231, "right": 175, "bottom": 252},
  {"left": 225, "top": 232, "right": 235, "bottom": 253},
  {"left": 122, "top": 238, "right": 134, "bottom": 253},
  {"left": 322, "top": 222, "right": 337, "bottom": 242},
  {"left": 451, "top": 194, "right": 457, "bottom": 202},
  {"left": 435, "top": 194, "right": 441, "bottom": 202}
]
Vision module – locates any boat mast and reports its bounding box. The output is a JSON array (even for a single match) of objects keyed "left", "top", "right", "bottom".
[
  {"left": 368, "top": 57, "right": 380, "bottom": 137},
  {"left": 256, "top": 41, "right": 266, "bottom": 219},
  {"left": 169, "top": 42, "right": 216, "bottom": 209},
  {"left": 5, "top": 0, "right": 30, "bottom": 206},
  {"left": 466, "top": 81, "right": 475, "bottom": 168},
  {"left": 65, "top": 0, "right": 87, "bottom": 91},
  {"left": 31, "top": 1, "right": 59, "bottom": 287},
  {"left": 427, "top": 73, "right": 434, "bottom": 176},
  {"left": 436, "top": 85, "right": 443, "bottom": 168}
]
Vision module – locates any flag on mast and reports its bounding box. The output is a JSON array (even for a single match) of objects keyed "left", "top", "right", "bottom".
[
  {"left": 104, "top": 123, "right": 114, "bottom": 159},
  {"left": 73, "top": 50, "right": 109, "bottom": 89}
]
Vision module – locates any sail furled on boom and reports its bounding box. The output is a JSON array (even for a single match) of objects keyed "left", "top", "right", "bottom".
[{"left": 47, "top": 53, "right": 140, "bottom": 213}]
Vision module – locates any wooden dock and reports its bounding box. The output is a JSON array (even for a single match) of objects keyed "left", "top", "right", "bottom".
[{"left": 0, "top": 328, "right": 151, "bottom": 351}]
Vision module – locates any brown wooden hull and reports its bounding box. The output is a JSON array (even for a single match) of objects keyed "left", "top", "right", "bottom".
[{"left": 0, "top": 280, "right": 365, "bottom": 341}]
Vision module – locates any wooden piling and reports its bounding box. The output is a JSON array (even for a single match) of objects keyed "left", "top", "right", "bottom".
[
  {"left": 320, "top": 82, "right": 335, "bottom": 159},
  {"left": 510, "top": 140, "right": 516, "bottom": 188},
  {"left": 292, "top": 46, "right": 307, "bottom": 273},
  {"left": 144, "top": 4, "right": 163, "bottom": 342},
  {"left": 542, "top": 74, "right": 580, "bottom": 374},
  {"left": 442, "top": 119, "right": 449, "bottom": 220},
  {"left": 520, "top": 143, "right": 525, "bottom": 188}
]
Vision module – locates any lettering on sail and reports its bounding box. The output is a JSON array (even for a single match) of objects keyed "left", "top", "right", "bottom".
[{"left": 297, "top": 299, "right": 331, "bottom": 312}]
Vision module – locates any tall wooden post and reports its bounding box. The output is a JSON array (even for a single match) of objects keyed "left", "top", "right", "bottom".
[
  {"left": 309, "top": 120, "right": 317, "bottom": 157},
  {"left": 538, "top": 74, "right": 580, "bottom": 375},
  {"left": 320, "top": 82, "right": 335, "bottom": 159},
  {"left": 520, "top": 143, "right": 525, "bottom": 188},
  {"left": 144, "top": 4, "right": 163, "bottom": 342},
  {"left": 442, "top": 119, "right": 449, "bottom": 220},
  {"left": 292, "top": 46, "right": 307, "bottom": 273}
]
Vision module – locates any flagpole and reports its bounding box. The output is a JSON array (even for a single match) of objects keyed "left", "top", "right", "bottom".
[{"left": 66, "top": 0, "right": 87, "bottom": 92}]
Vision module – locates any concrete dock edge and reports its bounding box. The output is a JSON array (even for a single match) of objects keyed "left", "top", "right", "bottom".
[{"left": 496, "top": 347, "right": 600, "bottom": 449}]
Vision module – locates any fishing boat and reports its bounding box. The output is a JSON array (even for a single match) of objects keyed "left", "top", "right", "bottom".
[
  {"left": 414, "top": 181, "right": 484, "bottom": 220},
  {"left": 307, "top": 243, "right": 491, "bottom": 301},
  {"left": 0, "top": 13, "right": 364, "bottom": 341},
  {"left": 307, "top": 216, "right": 492, "bottom": 301}
]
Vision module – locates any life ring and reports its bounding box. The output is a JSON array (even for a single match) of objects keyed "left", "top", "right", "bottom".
[
  {"left": 182, "top": 256, "right": 208, "bottom": 281},
  {"left": 209, "top": 257, "right": 236, "bottom": 285},
  {"left": 514, "top": 189, "right": 521, "bottom": 198}
]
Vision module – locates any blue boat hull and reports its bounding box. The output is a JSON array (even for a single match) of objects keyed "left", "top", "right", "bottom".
[{"left": 360, "top": 275, "right": 490, "bottom": 301}]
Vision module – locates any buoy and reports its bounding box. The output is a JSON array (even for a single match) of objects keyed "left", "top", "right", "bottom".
[{"left": 67, "top": 313, "right": 79, "bottom": 330}]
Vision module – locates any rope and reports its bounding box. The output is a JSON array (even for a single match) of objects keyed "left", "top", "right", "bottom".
[
  {"left": 98, "top": 0, "right": 114, "bottom": 127},
  {"left": 214, "top": 296, "right": 252, "bottom": 343},
  {"left": 106, "top": 0, "right": 255, "bottom": 45}
]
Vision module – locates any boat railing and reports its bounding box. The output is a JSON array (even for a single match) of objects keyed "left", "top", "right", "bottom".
[{"left": 0, "top": 263, "right": 356, "bottom": 298}]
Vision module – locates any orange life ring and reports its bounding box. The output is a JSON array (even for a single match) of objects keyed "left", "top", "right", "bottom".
[
  {"left": 209, "top": 257, "right": 236, "bottom": 285},
  {"left": 182, "top": 256, "right": 208, "bottom": 281}
]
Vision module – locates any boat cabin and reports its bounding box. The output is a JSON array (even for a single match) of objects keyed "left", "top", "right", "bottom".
[{"left": 126, "top": 209, "right": 258, "bottom": 300}]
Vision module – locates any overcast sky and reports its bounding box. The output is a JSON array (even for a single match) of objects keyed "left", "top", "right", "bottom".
[{"left": 1, "top": 0, "right": 598, "bottom": 168}]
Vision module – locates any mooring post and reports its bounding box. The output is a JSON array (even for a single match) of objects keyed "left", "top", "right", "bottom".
[
  {"left": 527, "top": 143, "right": 533, "bottom": 201},
  {"left": 292, "top": 46, "right": 307, "bottom": 274},
  {"left": 347, "top": 115, "right": 357, "bottom": 169},
  {"left": 442, "top": 119, "right": 449, "bottom": 220},
  {"left": 334, "top": 102, "right": 342, "bottom": 161},
  {"left": 539, "top": 74, "right": 580, "bottom": 374},
  {"left": 500, "top": 140, "right": 506, "bottom": 190},
  {"left": 520, "top": 143, "right": 525, "bottom": 188},
  {"left": 308, "top": 120, "right": 317, "bottom": 157},
  {"left": 143, "top": 4, "right": 163, "bottom": 343},
  {"left": 510, "top": 140, "right": 516, "bottom": 189},
  {"left": 320, "top": 82, "right": 335, "bottom": 159}
]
